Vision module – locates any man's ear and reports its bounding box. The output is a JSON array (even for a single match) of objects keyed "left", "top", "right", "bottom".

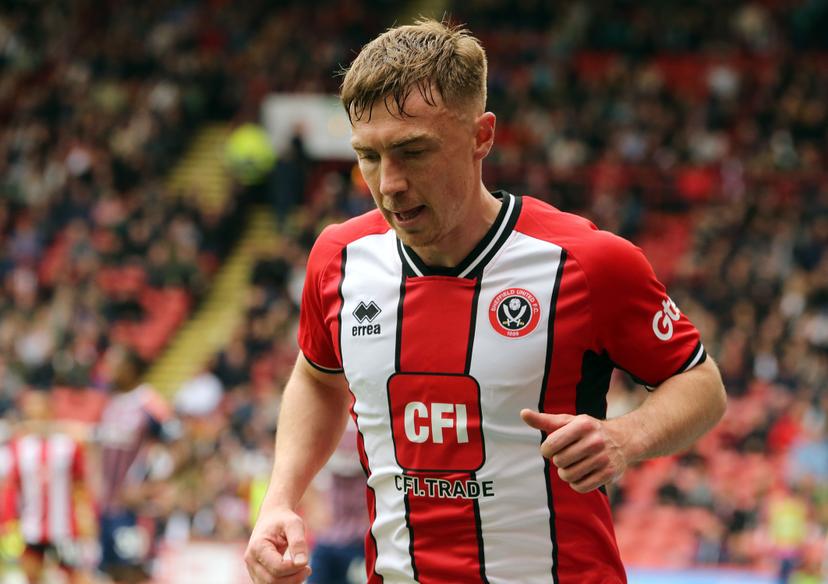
[{"left": 473, "top": 112, "right": 496, "bottom": 161}]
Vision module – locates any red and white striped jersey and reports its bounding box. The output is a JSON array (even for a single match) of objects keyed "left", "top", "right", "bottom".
[
  {"left": 97, "top": 383, "right": 171, "bottom": 513},
  {"left": 299, "top": 192, "right": 706, "bottom": 584},
  {"left": 5, "top": 433, "right": 85, "bottom": 545}
]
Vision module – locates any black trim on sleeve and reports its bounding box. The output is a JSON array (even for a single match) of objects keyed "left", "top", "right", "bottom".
[
  {"left": 632, "top": 340, "right": 708, "bottom": 391},
  {"left": 675, "top": 340, "right": 707, "bottom": 376},
  {"left": 303, "top": 354, "right": 343, "bottom": 374}
]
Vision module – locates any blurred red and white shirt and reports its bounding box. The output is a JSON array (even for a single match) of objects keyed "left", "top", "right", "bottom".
[{"left": 4, "top": 432, "right": 85, "bottom": 544}]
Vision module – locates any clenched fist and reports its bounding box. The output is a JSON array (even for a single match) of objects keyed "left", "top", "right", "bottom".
[
  {"left": 520, "top": 410, "right": 631, "bottom": 494},
  {"left": 245, "top": 507, "right": 312, "bottom": 584}
]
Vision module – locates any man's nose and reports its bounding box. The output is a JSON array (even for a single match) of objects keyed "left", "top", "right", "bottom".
[{"left": 379, "top": 158, "right": 407, "bottom": 198}]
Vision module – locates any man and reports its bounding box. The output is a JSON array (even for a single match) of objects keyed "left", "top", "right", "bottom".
[
  {"left": 2, "top": 390, "right": 94, "bottom": 584},
  {"left": 97, "top": 347, "right": 175, "bottom": 584},
  {"left": 246, "top": 19, "right": 726, "bottom": 584}
]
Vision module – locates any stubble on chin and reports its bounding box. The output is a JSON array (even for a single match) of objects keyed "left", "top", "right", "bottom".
[{"left": 394, "top": 225, "right": 432, "bottom": 249}]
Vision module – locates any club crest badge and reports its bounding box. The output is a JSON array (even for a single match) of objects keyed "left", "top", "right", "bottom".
[{"left": 489, "top": 288, "right": 541, "bottom": 338}]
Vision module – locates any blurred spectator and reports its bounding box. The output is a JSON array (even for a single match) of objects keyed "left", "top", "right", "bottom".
[
  {"left": 269, "top": 133, "right": 308, "bottom": 226},
  {"left": 96, "top": 348, "right": 176, "bottom": 584},
  {"left": 768, "top": 486, "right": 810, "bottom": 582},
  {"left": 307, "top": 420, "right": 369, "bottom": 584},
  {"left": 174, "top": 367, "right": 223, "bottom": 419}
]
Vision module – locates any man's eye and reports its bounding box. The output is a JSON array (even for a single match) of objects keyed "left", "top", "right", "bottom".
[
  {"left": 404, "top": 150, "right": 425, "bottom": 157},
  {"left": 358, "top": 153, "right": 379, "bottom": 162}
]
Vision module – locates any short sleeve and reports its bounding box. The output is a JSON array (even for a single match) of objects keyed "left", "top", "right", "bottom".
[
  {"left": 585, "top": 233, "right": 706, "bottom": 387},
  {"left": 297, "top": 228, "right": 343, "bottom": 372}
]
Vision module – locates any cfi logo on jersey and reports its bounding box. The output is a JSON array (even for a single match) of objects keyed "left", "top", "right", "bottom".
[
  {"left": 652, "top": 296, "right": 681, "bottom": 341},
  {"left": 489, "top": 288, "right": 541, "bottom": 338}
]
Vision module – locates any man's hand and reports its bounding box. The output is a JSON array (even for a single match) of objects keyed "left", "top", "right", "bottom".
[
  {"left": 520, "top": 410, "right": 630, "bottom": 494},
  {"left": 245, "top": 507, "right": 311, "bottom": 584}
]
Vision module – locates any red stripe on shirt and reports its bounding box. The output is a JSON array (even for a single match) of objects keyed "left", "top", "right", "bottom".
[
  {"left": 399, "top": 277, "right": 473, "bottom": 374},
  {"left": 397, "top": 276, "right": 484, "bottom": 583},
  {"left": 542, "top": 260, "right": 626, "bottom": 583}
]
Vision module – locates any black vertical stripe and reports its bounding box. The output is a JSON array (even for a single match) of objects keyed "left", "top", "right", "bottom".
[
  {"left": 338, "top": 248, "right": 384, "bottom": 582},
  {"left": 574, "top": 350, "right": 615, "bottom": 498},
  {"left": 337, "top": 248, "right": 346, "bottom": 365},
  {"left": 464, "top": 277, "right": 482, "bottom": 373},
  {"left": 402, "top": 492, "right": 418, "bottom": 582},
  {"left": 537, "top": 249, "right": 567, "bottom": 584},
  {"left": 465, "top": 276, "right": 490, "bottom": 583},
  {"left": 397, "top": 238, "right": 420, "bottom": 278},
  {"left": 575, "top": 351, "right": 614, "bottom": 422},
  {"left": 394, "top": 273, "right": 406, "bottom": 373},
  {"left": 470, "top": 487, "right": 489, "bottom": 584},
  {"left": 393, "top": 272, "right": 419, "bottom": 581},
  {"left": 465, "top": 194, "right": 523, "bottom": 280}
]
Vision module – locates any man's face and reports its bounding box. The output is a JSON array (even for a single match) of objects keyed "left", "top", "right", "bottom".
[{"left": 350, "top": 89, "right": 487, "bottom": 253}]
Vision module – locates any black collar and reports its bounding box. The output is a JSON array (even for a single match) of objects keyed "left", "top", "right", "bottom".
[{"left": 397, "top": 190, "right": 522, "bottom": 279}]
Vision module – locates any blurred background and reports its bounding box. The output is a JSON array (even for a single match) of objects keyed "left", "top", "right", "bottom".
[{"left": 0, "top": 0, "right": 826, "bottom": 583}]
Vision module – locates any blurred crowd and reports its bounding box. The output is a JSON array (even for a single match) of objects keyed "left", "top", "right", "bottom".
[
  {"left": 464, "top": 1, "right": 828, "bottom": 214},
  {"left": 445, "top": 1, "right": 828, "bottom": 581},
  {"left": 0, "top": 0, "right": 276, "bottom": 399},
  {"left": 0, "top": 0, "right": 385, "bottom": 581},
  {"left": 0, "top": 0, "right": 827, "bottom": 583},
  {"left": 0, "top": 0, "right": 310, "bottom": 581}
]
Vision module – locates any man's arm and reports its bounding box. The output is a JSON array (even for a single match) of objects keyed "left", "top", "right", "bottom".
[
  {"left": 245, "top": 353, "right": 351, "bottom": 584},
  {"left": 521, "top": 357, "right": 726, "bottom": 494}
]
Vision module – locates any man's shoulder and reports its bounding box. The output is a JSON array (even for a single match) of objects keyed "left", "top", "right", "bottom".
[
  {"left": 517, "top": 195, "right": 660, "bottom": 303},
  {"left": 516, "top": 195, "right": 635, "bottom": 261},
  {"left": 319, "top": 209, "right": 390, "bottom": 244},
  {"left": 309, "top": 210, "right": 390, "bottom": 271}
]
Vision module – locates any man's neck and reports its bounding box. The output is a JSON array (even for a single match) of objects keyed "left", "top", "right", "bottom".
[{"left": 410, "top": 188, "right": 501, "bottom": 268}]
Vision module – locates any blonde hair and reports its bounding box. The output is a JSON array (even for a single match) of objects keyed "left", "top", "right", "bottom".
[{"left": 340, "top": 18, "right": 487, "bottom": 122}]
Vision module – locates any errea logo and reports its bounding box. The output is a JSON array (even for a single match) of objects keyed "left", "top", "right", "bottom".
[
  {"left": 352, "top": 300, "right": 381, "bottom": 336},
  {"left": 652, "top": 297, "right": 681, "bottom": 341}
]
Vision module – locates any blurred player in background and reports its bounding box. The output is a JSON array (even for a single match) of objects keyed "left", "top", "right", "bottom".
[
  {"left": 2, "top": 390, "right": 95, "bottom": 584},
  {"left": 307, "top": 419, "right": 368, "bottom": 584},
  {"left": 247, "top": 18, "right": 727, "bottom": 584},
  {"left": 96, "top": 347, "right": 177, "bottom": 584}
]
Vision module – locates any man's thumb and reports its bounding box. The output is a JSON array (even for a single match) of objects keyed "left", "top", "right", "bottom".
[
  {"left": 284, "top": 518, "right": 308, "bottom": 566},
  {"left": 520, "top": 409, "right": 574, "bottom": 433}
]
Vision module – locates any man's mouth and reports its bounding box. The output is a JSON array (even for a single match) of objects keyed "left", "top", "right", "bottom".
[{"left": 392, "top": 206, "right": 425, "bottom": 222}]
